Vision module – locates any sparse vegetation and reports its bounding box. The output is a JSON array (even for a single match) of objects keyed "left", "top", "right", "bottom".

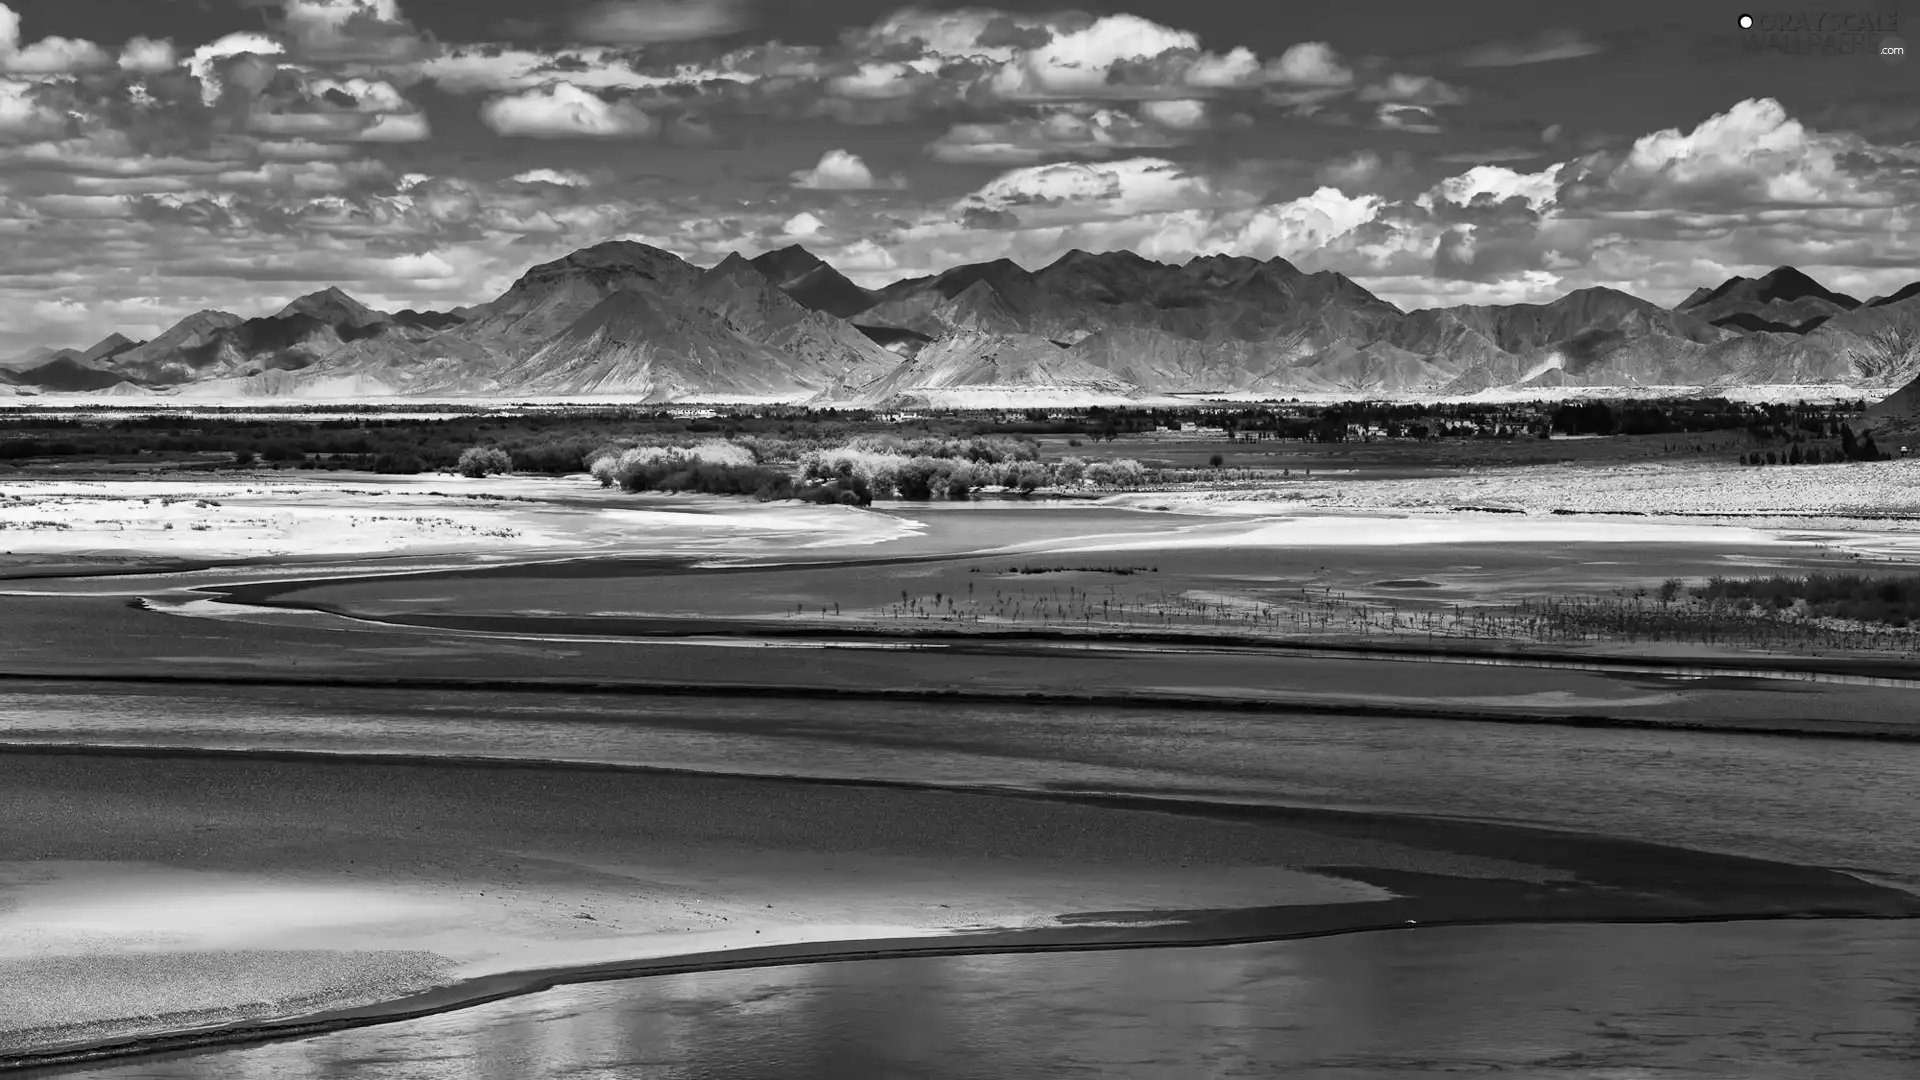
[
  {"left": 774, "top": 570, "right": 1920, "bottom": 657},
  {"left": 1690, "top": 572, "right": 1920, "bottom": 628}
]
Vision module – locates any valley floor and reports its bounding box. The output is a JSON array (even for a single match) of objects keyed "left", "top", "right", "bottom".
[{"left": 7, "top": 456, "right": 1920, "bottom": 1069}]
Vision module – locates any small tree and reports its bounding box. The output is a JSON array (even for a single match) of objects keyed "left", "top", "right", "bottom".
[
  {"left": 457, "top": 446, "right": 514, "bottom": 478},
  {"left": 233, "top": 448, "right": 257, "bottom": 467},
  {"left": 1208, "top": 453, "right": 1225, "bottom": 468}
]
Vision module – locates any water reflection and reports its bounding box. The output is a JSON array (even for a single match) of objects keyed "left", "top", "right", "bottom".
[{"left": 87, "top": 920, "right": 1920, "bottom": 1079}]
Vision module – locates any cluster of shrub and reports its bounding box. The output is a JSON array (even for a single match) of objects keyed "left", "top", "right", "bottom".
[
  {"left": 581, "top": 433, "right": 1209, "bottom": 503},
  {"left": 1740, "top": 425, "right": 1888, "bottom": 464},
  {"left": 1690, "top": 572, "right": 1920, "bottom": 628}
]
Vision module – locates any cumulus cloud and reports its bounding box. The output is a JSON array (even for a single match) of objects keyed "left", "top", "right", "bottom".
[
  {"left": 187, "top": 32, "right": 286, "bottom": 106},
  {"left": 783, "top": 210, "right": 826, "bottom": 237},
  {"left": 847, "top": 8, "right": 1057, "bottom": 64},
  {"left": 510, "top": 168, "right": 593, "bottom": 186},
  {"left": 1590, "top": 97, "right": 1890, "bottom": 209},
  {"left": 1182, "top": 46, "right": 1260, "bottom": 89},
  {"left": 118, "top": 37, "right": 179, "bottom": 74},
  {"left": 1205, "top": 186, "right": 1385, "bottom": 261},
  {"left": 280, "top": 0, "right": 423, "bottom": 61},
  {"left": 480, "top": 82, "right": 656, "bottom": 137},
  {"left": 0, "top": 78, "right": 66, "bottom": 140},
  {"left": 983, "top": 13, "right": 1198, "bottom": 100},
  {"left": 1138, "top": 98, "right": 1207, "bottom": 130},
  {"left": 1418, "top": 164, "right": 1563, "bottom": 213},
  {"left": 960, "top": 157, "right": 1217, "bottom": 219},
  {"left": 927, "top": 108, "right": 1189, "bottom": 164},
  {"left": 790, "top": 148, "right": 905, "bottom": 190},
  {"left": 827, "top": 62, "right": 931, "bottom": 100},
  {"left": 572, "top": 0, "right": 753, "bottom": 43},
  {"left": 0, "top": 5, "right": 112, "bottom": 75},
  {"left": 1263, "top": 42, "right": 1352, "bottom": 87}
]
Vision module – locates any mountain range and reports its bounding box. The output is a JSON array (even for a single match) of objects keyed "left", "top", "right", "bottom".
[{"left": 7, "top": 244, "right": 1919, "bottom": 406}]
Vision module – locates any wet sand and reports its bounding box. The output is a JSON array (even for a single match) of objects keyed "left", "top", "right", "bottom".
[{"left": 4, "top": 748, "right": 1914, "bottom": 1071}]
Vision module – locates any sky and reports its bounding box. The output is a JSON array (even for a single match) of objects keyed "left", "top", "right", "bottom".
[{"left": 1, "top": 0, "right": 1916, "bottom": 352}]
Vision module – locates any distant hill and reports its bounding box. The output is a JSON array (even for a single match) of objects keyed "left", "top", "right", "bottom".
[
  {"left": 1676, "top": 266, "right": 1862, "bottom": 335},
  {"left": 9, "top": 246, "right": 1918, "bottom": 403}
]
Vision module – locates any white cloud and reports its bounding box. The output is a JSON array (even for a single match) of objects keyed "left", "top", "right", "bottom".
[
  {"left": 0, "top": 3, "right": 112, "bottom": 76},
  {"left": 1201, "top": 187, "right": 1385, "bottom": 261},
  {"left": 414, "top": 44, "right": 752, "bottom": 94},
  {"left": 828, "top": 237, "right": 898, "bottom": 272},
  {"left": 961, "top": 157, "right": 1216, "bottom": 220},
  {"left": 1358, "top": 74, "right": 1467, "bottom": 107},
  {"left": 850, "top": 8, "right": 1054, "bottom": 64},
  {"left": 118, "top": 37, "right": 178, "bottom": 74},
  {"left": 790, "top": 148, "right": 903, "bottom": 190},
  {"left": 572, "top": 0, "right": 752, "bottom": 43},
  {"left": 927, "top": 109, "right": 1186, "bottom": 164},
  {"left": 826, "top": 62, "right": 923, "bottom": 100},
  {"left": 783, "top": 211, "right": 826, "bottom": 237},
  {"left": 351, "top": 111, "right": 430, "bottom": 141},
  {"left": 1183, "top": 46, "right": 1261, "bottom": 88},
  {"left": 984, "top": 13, "right": 1198, "bottom": 100},
  {"left": 1264, "top": 42, "right": 1352, "bottom": 87},
  {"left": 0, "top": 78, "right": 64, "bottom": 140},
  {"left": 188, "top": 33, "right": 286, "bottom": 106},
  {"left": 1377, "top": 104, "right": 1442, "bottom": 133},
  {"left": 281, "top": 0, "right": 419, "bottom": 60},
  {"left": 510, "top": 168, "right": 593, "bottom": 187},
  {"left": 1139, "top": 99, "right": 1207, "bottom": 130},
  {"left": 480, "top": 82, "right": 656, "bottom": 138},
  {"left": 1618, "top": 97, "right": 1834, "bottom": 200},
  {"left": 381, "top": 251, "right": 457, "bottom": 279},
  {"left": 1419, "top": 164, "right": 1563, "bottom": 212}
]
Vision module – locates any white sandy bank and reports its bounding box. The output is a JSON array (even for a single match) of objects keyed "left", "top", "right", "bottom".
[
  {"left": 0, "top": 852, "right": 1374, "bottom": 1055},
  {"left": 0, "top": 474, "right": 917, "bottom": 561}
]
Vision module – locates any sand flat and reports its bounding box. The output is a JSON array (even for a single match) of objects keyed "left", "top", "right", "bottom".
[{"left": 0, "top": 752, "right": 1407, "bottom": 1059}]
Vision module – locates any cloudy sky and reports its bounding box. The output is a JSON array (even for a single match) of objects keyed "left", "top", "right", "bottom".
[{"left": 2, "top": 0, "right": 1916, "bottom": 352}]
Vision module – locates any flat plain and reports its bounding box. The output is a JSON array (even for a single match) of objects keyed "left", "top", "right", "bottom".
[{"left": 6, "top": 417, "right": 1920, "bottom": 1073}]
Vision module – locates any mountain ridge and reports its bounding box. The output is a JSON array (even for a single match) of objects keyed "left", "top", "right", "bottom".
[{"left": 47, "top": 245, "right": 1920, "bottom": 404}]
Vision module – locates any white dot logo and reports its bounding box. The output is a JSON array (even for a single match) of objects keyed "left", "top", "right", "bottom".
[{"left": 1738, "top": 13, "right": 1754, "bottom": 27}]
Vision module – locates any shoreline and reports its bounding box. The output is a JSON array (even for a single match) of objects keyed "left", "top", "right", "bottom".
[{"left": 13, "top": 910, "right": 1917, "bottom": 1075}]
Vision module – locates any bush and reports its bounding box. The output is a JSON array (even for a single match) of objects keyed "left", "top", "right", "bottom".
[
  {"left": 371, "top": 451, "right": 426, "bottom": 474},
  {"left": 1208, "top": 453, "right": 1225, "bottom": 468},
  {"left": 456, "top": 446, "right": 515, "bottom": 478},
  {"left": 233, "top": 449, "right": 256, "bottom": 467}
]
